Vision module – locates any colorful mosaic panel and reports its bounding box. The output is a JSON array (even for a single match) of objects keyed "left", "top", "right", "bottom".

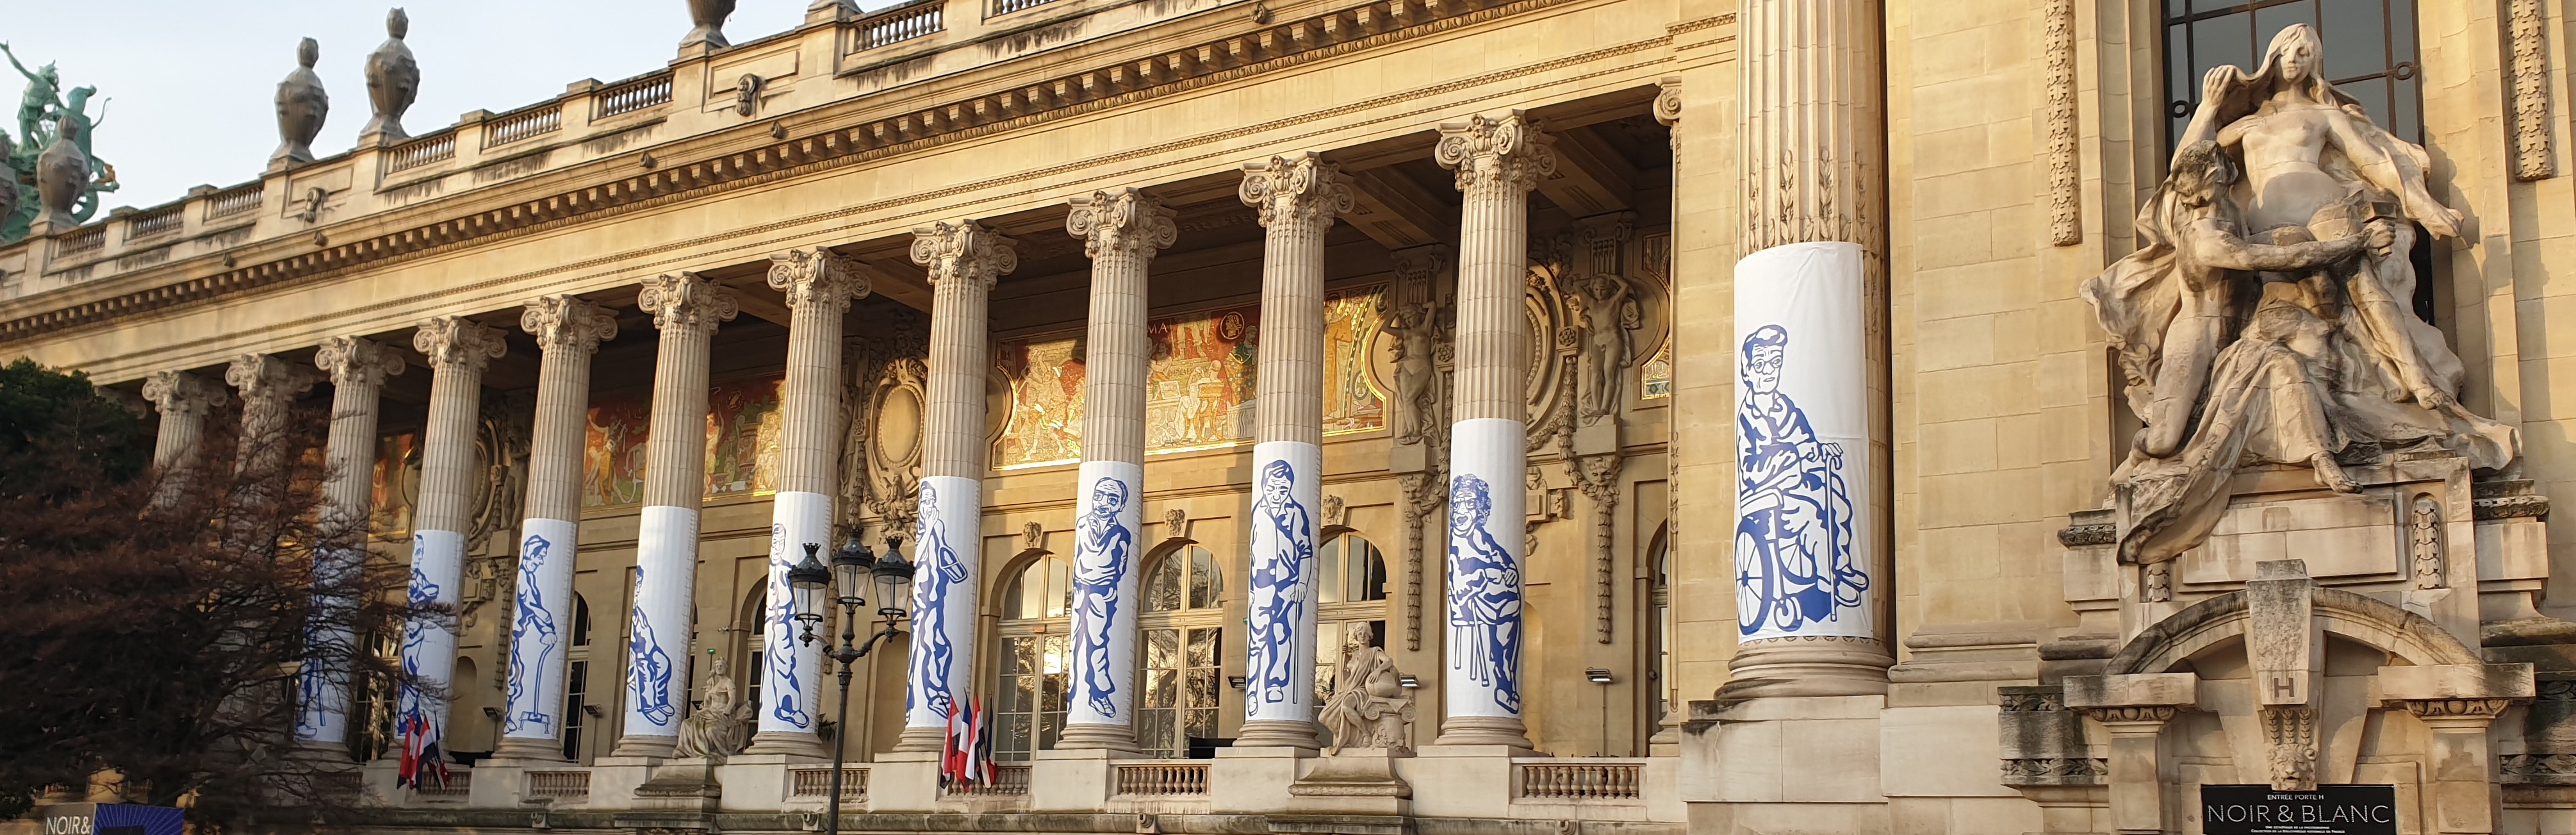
[
  {"left": 369, "top": 433, "right": 418, "bottom": 538},
  {"left": 1320, "top": 286, "right": 1387, "bottom": 434},
  {"left": 1642, "top": 342, "right": 1672, "bottom": 399},
  {"left": 580, "top": 374, "right": 786, "bottom": 508}
]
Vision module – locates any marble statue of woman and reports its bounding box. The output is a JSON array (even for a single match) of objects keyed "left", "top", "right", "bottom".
[
  {"left": 675, "top": 656, "right": 754, "bottom": 760},
  {"left": 1318, "top": 627, "right": 1413, "bottom": 755}
]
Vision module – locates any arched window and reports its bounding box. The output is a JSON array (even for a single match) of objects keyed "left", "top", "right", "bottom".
[
  {"left": 1311, "top": 533, "right": 1388, "bottom": 747},
  {"left": 994, "top": 553, "right": 1074, "bottom": 761},
  {"left": 736, "top": 585, "right": 768, "bottom": 725},
  {"left": 1138, "top": 545, "right": 1225, "bottom": 757}
]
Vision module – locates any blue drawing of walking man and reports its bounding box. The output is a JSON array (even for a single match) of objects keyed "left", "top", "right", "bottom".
[
  {"left": 505, "top": 533, "right": 561, "bottom": 734},
  {"left": 1446, "top": 474, "right": 1523, "bottom": 712},
  {"left": 1734, "top": 324, "right": 1866, "bottom": 638},
  {"left": 1071, "top": 477, "right": 1134, "bottom": 718},
  {"left": 1245, "top": 460, "right": 1312, "bottom": 706},
  {"left": 627, "top": 574, "right": 675, "bottom": 727}
]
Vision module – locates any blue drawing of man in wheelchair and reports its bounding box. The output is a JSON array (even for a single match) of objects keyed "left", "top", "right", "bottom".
[{"left": 1734, "top": 324, "right": 1866, "bottom": 637}]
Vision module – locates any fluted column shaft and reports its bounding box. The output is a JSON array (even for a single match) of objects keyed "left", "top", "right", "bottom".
[
  {"left": 1725, "top": 0, "right": 1892, "bottom": 699},
  {"left": 896, "top": 220, "right": 1017, "bottom": 751},
  {"left": 614, "top": 274, "right": 738, "bottom": 758},
  {"left": 748, "top": 251, "right": 870, "bottom": 757},
  {"left": 1434, "top": 112, "right": 1552, "bottom": 750},
  {"left": 140, "top": 370, "right": 229, "bottom": 500},
  {"left": 493, "top": 297, "right": 618, "bottom": 761},
  {"left": 295, "top": 338, "right": 404, "bottom": 747},
  {"left": 1235, "top": 154, "right": 1352, "bottom": 750},
  {"left": 402, "top": 317, "right": 508, "bottom": 775},
  {"left": 1060, "top": 189, "right": 1176, "bottom": 751}
]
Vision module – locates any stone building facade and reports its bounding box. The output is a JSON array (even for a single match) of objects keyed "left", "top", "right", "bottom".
[{"left": 6, "top": 0, "right": 2576, "bottom": 832}]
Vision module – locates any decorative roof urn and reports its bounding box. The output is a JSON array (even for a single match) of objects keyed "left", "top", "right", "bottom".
[
  {"left": 272, "top": 38, "right": 329, "bottom": 167},
  {"left": 363, "top": 8, "right": 420, "bottom": 142},
  {"left": 682, "top": 0, "right": 737, "bottom": 53},
  {"left": 34, "top": 119, "right": 88, "bottom": 230}
]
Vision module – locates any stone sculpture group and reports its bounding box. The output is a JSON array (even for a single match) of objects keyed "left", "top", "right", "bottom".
[{"left": 0, "top": 43, "right": 116, "bottom": 243}]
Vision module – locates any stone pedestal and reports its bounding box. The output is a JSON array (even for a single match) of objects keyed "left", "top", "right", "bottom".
[
  {"left": 1286, "top": 749, "right": 1411, "bottom": 816},
  {"left": 864, "top": 750, "right": 942, "bottom": 812},
  {"left": 1031, "top": 747, "right": 1138, "bottom": 811},
  {"left": 632, "top": 757, "right": 724, "bottom": 811},
  {"left": 1208, "top": 745, "right": 1313, "bottom": 814}
]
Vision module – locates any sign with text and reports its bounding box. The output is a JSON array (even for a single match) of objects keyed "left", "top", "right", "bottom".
[{"left": 2201, "top": 784, "right": 2397, "bottom": 835}]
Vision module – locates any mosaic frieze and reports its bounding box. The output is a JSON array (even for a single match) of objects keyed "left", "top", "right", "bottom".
[{"left": 581, "top": 374, "right": 787, "bottom": 508}]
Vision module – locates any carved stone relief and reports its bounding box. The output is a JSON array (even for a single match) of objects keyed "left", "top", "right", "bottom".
[{"left": 841, "top": 310, "right": 930, "bottom": 538}]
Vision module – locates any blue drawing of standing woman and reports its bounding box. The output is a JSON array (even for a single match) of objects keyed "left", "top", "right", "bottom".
[
  {"left": 505, "top": 533, "right": 561, "bottom": 734},
  {"left": 908, "top": 483, "right": 971, "bottom": 718},
  {"left": 1446, "top": 474, "right": 1522, "bottom": 712},
  {"left": 1071, "top": 478, "right": 1134, "bottom": 718},
  {"left": 627, "top": 574, "right": 675, "bottom": 727},
  {"left": 1245, "top": 460, "right": 1312, "bottom": 706},
  {"left": 765, "top": 523, "right": 812, "bottom": 727},
  {"left": 1733, "top": 324, "right": 1865, "bottom": 638}
]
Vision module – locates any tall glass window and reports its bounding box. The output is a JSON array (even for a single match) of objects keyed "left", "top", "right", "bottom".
[
  {"left": 994, "top": 554, "right": 1074, "bottom": 761},
  {"left": 1139, "top": 545, "right": 1226, "bottom": 757},
  {"left": 2163, "top": 0, "right": 2421, "bottom": 151}
]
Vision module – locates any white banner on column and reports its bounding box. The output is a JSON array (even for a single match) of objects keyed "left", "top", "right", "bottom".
[
  {"left": 295, "top": 546, "right": 363, "bottom": 745},
  {"left": 624, "top": 505, "right": 698, "bottom": 738},
  {"left": 1731, "top": 240, "right": 1874, "bottom": 642},
  {"left": 760, "top": 490, "right": 832, "bottom": 736},
  {"left": 1067, "top": 461, "right": 1144, "bottom": 729},
  {"left": 398, "top": 529, "right": 466, "bottom": 753},
  {"left": 501, "top": 517, "right": 579, "bottom": 744},
  {"left": 905, "top": 475, "right": 983, "bottom": 730},
  {"left": 1444, "top": 418, "right": 1525, "bottom": 720},
  {"left": 1244, "top": 440, "right": 1321, "bottom": 724}
]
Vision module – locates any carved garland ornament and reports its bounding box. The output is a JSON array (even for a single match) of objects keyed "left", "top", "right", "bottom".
[
  {"left": 2509, "top": 0, "right": 2555, "bottom": 181},
  {"left": 2043, "top": 0, "right": 2081, "bottom": 245}
]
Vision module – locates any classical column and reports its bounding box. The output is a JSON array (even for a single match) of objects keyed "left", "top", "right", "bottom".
[
  {"left": 746, "top": 250, "right": 871, "bottom": 758},
  {"left": 895, "top": 220, "right": 1016, "bottom": 752},
  {"left": 1725, "top": 0, "right": 1892, "bottom": 697},
  {"left": 492, "top": 297, "right": 618, "bottom": 761},
  {"left": 140, "top": 370, "right": 229, "bottom": 483},
  {"left": 1058, "top": 188, "right": 1177, "bottom": 752},
  {"left": 295, "top": 337, "right": 405, "bottom": 747},
  {"left": 224, "top": 354, "right": 323, "bottom": 475},
  {"left": 402, "top": 317, "right": 509, "bottom": 769},
  {"left": 1236, "top": 154, "right": 1351, "bottom": 750},
  {"left": 1432, "top": 112, "right": 1550, "bottom": 750},
  {"left": 612, "top": 274, "right": 738, "bottom": 759}
]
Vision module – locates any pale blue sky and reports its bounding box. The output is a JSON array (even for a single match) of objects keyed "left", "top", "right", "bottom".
[{"left": 2, "top": 1, "right": 849, "bottom": 211}]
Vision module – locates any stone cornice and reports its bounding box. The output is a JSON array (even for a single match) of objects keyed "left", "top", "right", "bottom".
[{"left": 0, "top": 0, "right": 1643, "bottom": 347}]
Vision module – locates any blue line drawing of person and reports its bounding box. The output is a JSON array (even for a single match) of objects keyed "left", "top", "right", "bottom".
[
  {"left": 1446, "top": 474, "right": 1523, "bottom": 713},
  {"left": 765, "top": 523, "right": 812, "bottom": 728},
  {"left": 627, "top": 574, "right": 676, "bottom": 727},
  {"left": 1732, "top": 324, "right": 1866, "bottom": 638},
  {"left": 908, "top": 482, "right": 971, "bottom": 718},
  {"left": 1245, "top": 459, "right": 1313, "bottom": 707},
  {"left": 504, "top": 533, "right": 561, "bottom": 734},
  {"left": 1070, "top": 477, "right": 1135, "bottom": 718},
  {"left": 295, "top": 647, "right": 329, "bottom": 737},
  {"left": 395, "top": 561, "right": 443, "bottom": 749}
]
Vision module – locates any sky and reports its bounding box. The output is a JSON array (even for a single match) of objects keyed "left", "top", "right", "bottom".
[{"left": 2, "top": 1, "right": 846, "bottom": 212}]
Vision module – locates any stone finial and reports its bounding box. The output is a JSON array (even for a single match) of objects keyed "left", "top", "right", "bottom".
[
  {"left": 909, "top": 220, "right": 1019, "bottom": 289},
  {"left": 1066, "top": 188, "right": 1178, "bottom": 260},
  {"left": 141, "top": 370, "right": 230, "bottom": 419},
  {"left": 362, "top": 8, "right": 420, "bottom": 142},
  {"left": 1435, "top": 111, "right": 1555, "bottom": 194},
  {"left": 520, "top": 295, "right": 619, "bottom": 355},
  {"left": 413, "top": 316, "right": 509, "bottom": 372},
  {"left": 639, "top": 272, "right": 740, "bottom": 333},
  {"left": 766, "top": 249, "right": 871, "bottom": 312},
  {"left": 1238, "top": 152, "right": 1353, "bottom": 229},
  {"left": 682, "top": 0, "right": 739, "bottom": 51},
  {"left": 314, "top": 335, "right": 409, "bottom": 387},
  {"left": 33, "top": 119, "right": 88, "bottom": 229},
  {"left": 272, "top": 38, "right": 329, "bottom": 166}
]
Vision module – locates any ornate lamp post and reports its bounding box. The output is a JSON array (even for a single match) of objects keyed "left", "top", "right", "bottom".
[{"left": 787, "top": 535, "right": 914, "bottom": 835}]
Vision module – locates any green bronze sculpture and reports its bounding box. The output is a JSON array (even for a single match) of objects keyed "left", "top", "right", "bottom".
[{"left": 0, "top": 43, "right": 118, "bottom": 243}]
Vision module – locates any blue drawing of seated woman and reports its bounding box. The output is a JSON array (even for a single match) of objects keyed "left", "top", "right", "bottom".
[{"left": 1734, "top": 324, "right": 1866, "bottom": 637}]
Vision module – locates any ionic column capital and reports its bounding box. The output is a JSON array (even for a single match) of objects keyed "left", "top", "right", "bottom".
[
  {"left": 142, "top": 370, "right": 229, "bottom": 418},
  {"left": 766, "top": 249, "right": 873, "bottom": 313},
  {"left": 1239, "top": 152, "right": 1354, "bottom": 229},
  {"left": 521, "top": 295, "right": 619, "bottom": 355},
  {"left": 1436, "top": 112, "right": 1555, "bottom": 194},
  {"left": 911, "top": 221, "right": 1019, "bottom": 289},
  {"left": 639, "top": 272, "right": 741, "bottom": 335},
  {"left": 1067, "top": 188, "right": 1178, "bottom": 260},
  {"left": 226, "top": 353, "right": 325, "bottom": 406},
  {"left": 1653, "top": 78, "right": 1683, "bottom": 128},
  {"left": 413, "top": 316, "right": 509, "bottom": 373},
  {"left": 314, "top": 336, "right": 408, "bottom": 388}
]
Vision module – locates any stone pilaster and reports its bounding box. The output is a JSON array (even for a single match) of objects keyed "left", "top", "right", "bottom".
[
  {"left": 613, "top": 274, "right": 737, "bottom": 759},
  {"left": 1235, "top": 154, "right": 1352, "bottom": 751},
  {"left": 1724, "top": 0, "right": 1893, "bottom": 699},
  {"left": 295, "top": 336, "right": 405, "bottom": 747},
  {"left": 1059, "top": 188, "right": 1176, "bottom": 752},
  {"left": 2402, "top": 699, "right": 2513, "bottom": 835},
  {"left": 140, "top": 370, "right": 229, "bottom": 479},
  {"left": 1648, "top": 78, "right": 1686, "bottom": 752},
  {"left": 2080, "top": 706, "right": 2176, "bottom": 835},
  {"left": 492, "top": 297, "right": 618, "bottom": 762},
  {"left": 403, "top": 316, "right": 509, "bottom": 768},
  {"left": 1432, "top": 113, "right": 1550, "bottom": 751},
  {"left": 896, "top": 220, "right": 1016, "bottom": 752},
  {"left": 746, "top": 250, "right": 870, "bottom": 758}
]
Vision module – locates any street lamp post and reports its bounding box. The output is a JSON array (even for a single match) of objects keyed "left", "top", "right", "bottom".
[{"left": 787, "top": 535, "right": 914, "bottom": 835}]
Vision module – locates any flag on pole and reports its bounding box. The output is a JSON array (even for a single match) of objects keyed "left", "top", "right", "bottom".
[{"left": 971, "top": 697, "right": 994, "bottom": 784}]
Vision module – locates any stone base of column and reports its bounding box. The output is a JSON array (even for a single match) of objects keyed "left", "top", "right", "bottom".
[
  {"left": 742, "top": 730, "right": 829, "bottom": 758},
  {"left": 892, "top": 725, "right": 948, "bottom": 752},
  {"left": 609, "top": 733, "right": 678, "bottom": 759},
  {"left": 1054, "top": 722, "right": 1143, "bottom": 752},
  {"left": 1432, "top": 715, "right": 1536, "bottom": 752},
  {"left": 1721, "top": 638, "right": 1894, "bottom": 699},
  {"left": 489, "top": 736, "right": 570, "bottom": 763},
  {"left": 1234, "top": 718, "right": 1321, "bottom": 750}
]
